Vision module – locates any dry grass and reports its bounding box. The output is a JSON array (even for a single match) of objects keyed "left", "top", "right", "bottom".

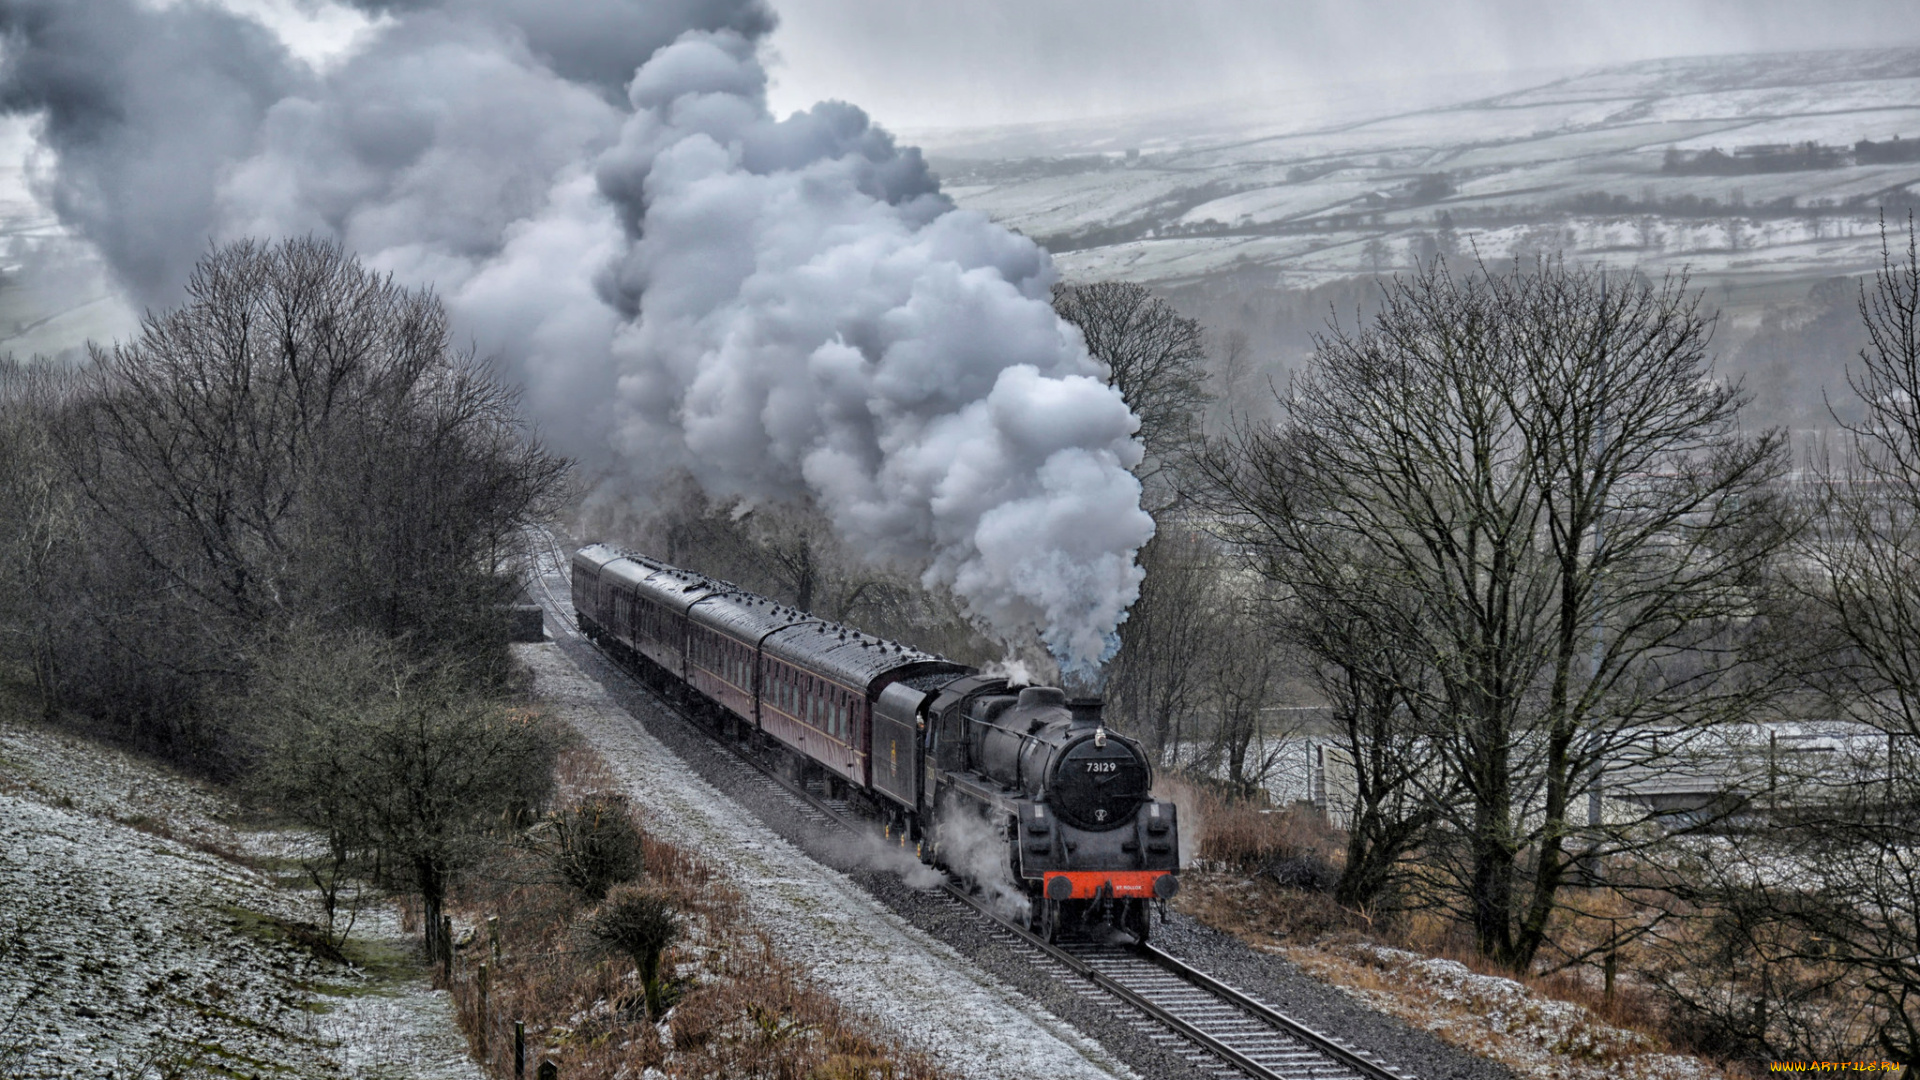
[
  {"left": 1171, "top": 798, "right": 1738, "bottom": 1080},
  {"left": 1176, "top": 869, "right": 1373, "bottom": 943},
  {"left": 1278, "top": 941, "right": 1727, "bottom": 1080},
  {"left": 440, "top": 759, "right": 954, "bottom": 1080},
  {"left": 1194, "top": 795, "right": 1345, "bottom": 875}
]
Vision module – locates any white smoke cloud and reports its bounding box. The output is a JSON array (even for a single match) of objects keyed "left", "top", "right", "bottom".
[
  {"left": 0, "top": 0, "right": 1153, "bottom": 670},
  {"left": 934, "top": 793, "right": 1029, "bottom": 923}
]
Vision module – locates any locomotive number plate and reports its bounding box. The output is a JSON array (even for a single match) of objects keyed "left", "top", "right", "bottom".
[{"left": 1085, "top": 761, "right": 1118, "bottom": 773}]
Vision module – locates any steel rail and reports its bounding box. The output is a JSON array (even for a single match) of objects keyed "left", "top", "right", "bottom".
[
  {"left": 524, "top": 540, "right": 1411, "bottom": 1080},
  {"left": 1134, "top": 941, "right": 1409, "bottom": 1080},
  {"left": 939, "top": 883, "right": 1317, "bottom": 1080}
]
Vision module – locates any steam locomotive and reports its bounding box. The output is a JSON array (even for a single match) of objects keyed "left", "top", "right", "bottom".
[{"left": 570, "top": 544, "right": 1180, "bottom": 941}]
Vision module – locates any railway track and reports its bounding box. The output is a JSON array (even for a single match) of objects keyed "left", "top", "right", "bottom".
[{"left": 524, "top": 531, "right": 1412, "bottom": 1080}]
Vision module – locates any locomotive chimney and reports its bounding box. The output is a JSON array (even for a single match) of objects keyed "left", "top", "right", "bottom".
[{"left": 1067, "top": 697, "right": 1104, "bottom": 730}]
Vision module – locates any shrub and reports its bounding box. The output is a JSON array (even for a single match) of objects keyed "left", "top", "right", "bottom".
[
  {"left": 247, "top": 630, "right": 565, "bottom": 966},
  {"left": 1200, "top": 797, "right": 1341, "bottom": 869},
  {"left": 540, "top": 795, "right": 645, "bottom": 902},
  {"left": 587, "top": 885, "right": 680, "bottom": 1019}
]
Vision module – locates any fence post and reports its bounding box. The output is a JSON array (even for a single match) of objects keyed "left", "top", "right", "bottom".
[
  {"left": 476, "top": 962, "right": 490, "bottom": 1054},
  {"left": 514, "top": 1020, "right": 525, "bottom": 1079},
  {"left": 441, "top": 915, "right": 454, "bottom": 984},
  {"left": 488, "top": 914, "right": 501, "bottom": 961}
]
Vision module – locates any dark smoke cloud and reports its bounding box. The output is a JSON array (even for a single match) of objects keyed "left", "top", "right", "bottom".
[
  {"left": 342, "top": 0, "right": 777, "bottom": 93},
  {"left": 0, "top": 0, "right": 302, "bottom": 302},
  {"left": 0, "top": 0, "right": 1152, "bottom": 670}
]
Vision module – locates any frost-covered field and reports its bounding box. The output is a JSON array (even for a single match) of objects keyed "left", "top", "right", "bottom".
[
  {"left": 920, "top": 48, "right": 1920, "bottom": 290},
  {"left": 0, "top": 719, "right": 480, "bottom": 1080}
]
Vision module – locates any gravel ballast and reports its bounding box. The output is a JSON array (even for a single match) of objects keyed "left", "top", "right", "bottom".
[{"left": 1150, "top": 915, "right": 1515, "bottom": 1080}]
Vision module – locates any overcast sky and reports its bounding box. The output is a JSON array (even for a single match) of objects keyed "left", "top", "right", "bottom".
[{"left": 761, "top": 0, "right": 1920, "bottom": 131}]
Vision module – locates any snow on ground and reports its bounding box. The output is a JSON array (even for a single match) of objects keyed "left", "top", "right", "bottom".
[
  {"left": 927, "top": 48, "right": 1920, "bottom": 294},
  {"left": 1279, "top": 941, "right": 1722, "bottom": 1080},
  {"left": 513, "top": 640, "right": 1138, "bottom": 1080},
  {"left": 0, "top": 718, "right": 482, "bottom": 1080}
]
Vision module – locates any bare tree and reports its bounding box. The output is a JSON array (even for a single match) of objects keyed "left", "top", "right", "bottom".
[
  {"left": 248, "top": 630, "right": 563, "bottom": 966},
  {"left": 1762, "top": 213, "right": 1920, "bottom": 1063},
  {"left": 1277, "top": 552, "right": 1449, "bottom": 913},
  {"left": 1191, "top": 590, "right": 1289, "bottom": 800},
  {"left": 0, "top": 359, "right": 78, "bottom": 714},
  {"left": 1103, "top": 527, "right": 1222, "bottom": 764},
  {"left": 1203, "top": 258, "right": 1792, "bottom": 969},
  {"left": 1054, "top": 281, "right": 1210, "bottom": 508},
  {"left": 53, "top": 237, "right": 566, "bottom": 742}
]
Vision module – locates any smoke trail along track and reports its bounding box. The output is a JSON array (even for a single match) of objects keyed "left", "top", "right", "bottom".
[{"left": 522, "top": 534, "right": 1415, "bottom": 1080}]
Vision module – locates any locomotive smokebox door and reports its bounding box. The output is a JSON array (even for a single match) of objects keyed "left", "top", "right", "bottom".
[{"left": 871, "top": 682, "right": 925, "bottom": 809}]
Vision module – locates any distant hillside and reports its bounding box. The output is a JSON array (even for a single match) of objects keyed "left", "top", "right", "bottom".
[{"left": 921, "top": 48, "right": 1920, "bottom": 303}]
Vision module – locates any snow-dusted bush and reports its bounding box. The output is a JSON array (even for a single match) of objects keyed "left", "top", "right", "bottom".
[
  {"left": 586, "top": 885, "right": 680, "bottom": 1019},
  {"left": 536, "top": 794, "right": 647, "bottom": 902}
]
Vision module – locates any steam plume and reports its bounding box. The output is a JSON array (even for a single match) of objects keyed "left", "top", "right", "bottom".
[{"left": 0, "top": 0, "right": 1152, "bottom": 669}]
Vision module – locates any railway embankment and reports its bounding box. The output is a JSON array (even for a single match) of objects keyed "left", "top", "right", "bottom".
[
  {"left": 1173, "top": 871, "right": 1730, "bottom": 1080},
  {"left": 512, "top": 639, "right": 1142, "bottom": 1080},
  {"left": 0, "top": 709, "right": 482, "bottom": 1079}
]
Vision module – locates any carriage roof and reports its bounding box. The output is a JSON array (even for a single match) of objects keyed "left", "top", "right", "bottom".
[{"left": 576, "top": 545, "right": 969, "bottom": 694}]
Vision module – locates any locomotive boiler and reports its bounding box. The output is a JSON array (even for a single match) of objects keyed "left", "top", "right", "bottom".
[
  {"left": 570, "top": 543, "right": 1180, "bottom": 941},
  {"left": 902, "top": 679, "right": 1178, "bottom": 941}
]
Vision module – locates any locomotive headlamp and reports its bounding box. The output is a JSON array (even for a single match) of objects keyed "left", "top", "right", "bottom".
[{"left": 1094, "top": 727, "right": 1107, "bottom": 748}]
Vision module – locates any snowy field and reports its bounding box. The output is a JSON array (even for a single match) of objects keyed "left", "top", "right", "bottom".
[
  {"left": 0, "top": 719, "right": 481, "bottom": 1080},
  {"left": 919, "top": 48, "right": 1920, "bottom": 291}
]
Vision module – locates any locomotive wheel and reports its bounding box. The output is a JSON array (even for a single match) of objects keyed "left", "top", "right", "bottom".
[
  {"left": 1040, "top": 898, "right": 1062, "bottom": 943},
  {"left": 1122, "top": 899, "right": 1151, "bottom": 945}
]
